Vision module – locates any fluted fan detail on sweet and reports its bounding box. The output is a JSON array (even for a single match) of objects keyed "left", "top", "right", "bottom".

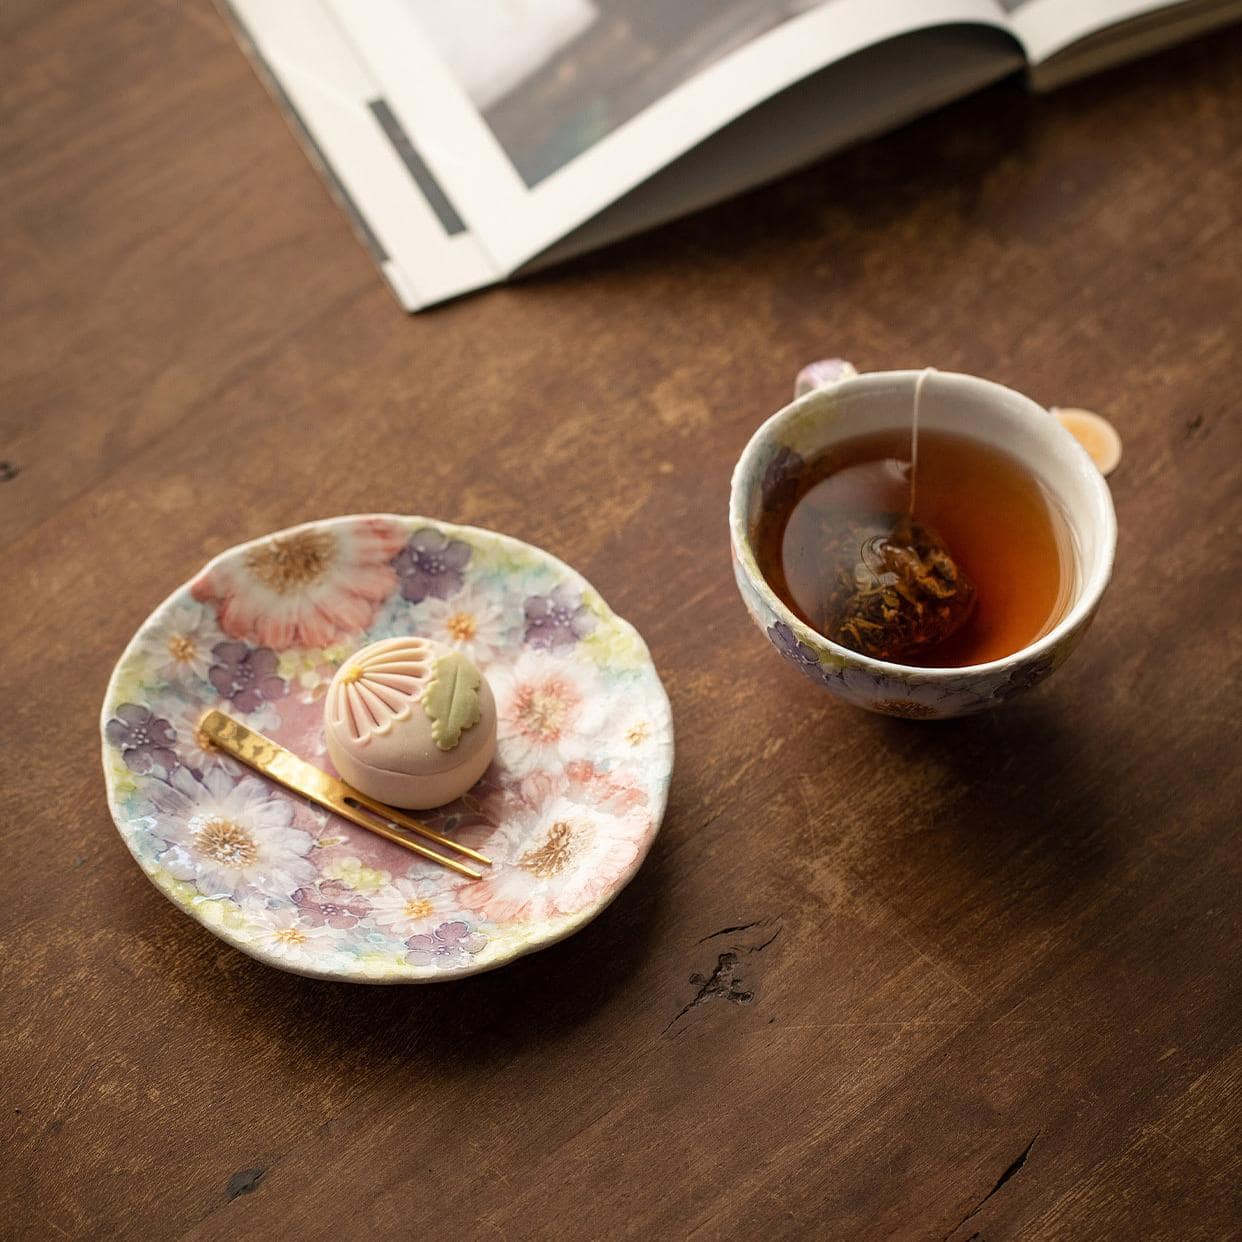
[{"left": 326, "top": 637, "right": 433, "bottom": 744}]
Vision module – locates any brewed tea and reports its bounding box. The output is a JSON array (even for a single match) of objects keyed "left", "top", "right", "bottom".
[{"left": 756, "top": 430, "right": 1073, "bottom": 667}]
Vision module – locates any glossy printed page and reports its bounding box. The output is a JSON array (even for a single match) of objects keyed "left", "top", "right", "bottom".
[
  {"left": 327, "top": 0, "right": 1016, "bottom": 272},
  {"left": 225, "top": 0, "right": 499, "bottom": 310},
  {"left": 1002, "top": 0, "right": 1208, "bottom": 61}
]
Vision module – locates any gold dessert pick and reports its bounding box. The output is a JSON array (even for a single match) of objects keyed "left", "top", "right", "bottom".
[{"left": 198, "top": 709, "right": 490, "bottom": 880}]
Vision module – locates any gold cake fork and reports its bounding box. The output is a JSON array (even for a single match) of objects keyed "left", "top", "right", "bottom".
[{"left": 198, "top": 709, "right": 490, "bottom": 880}]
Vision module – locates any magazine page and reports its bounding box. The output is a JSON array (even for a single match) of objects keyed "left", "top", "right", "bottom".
[
  {"left": 325, "top": 0, "right": 1015, "bottom": 274},
  {"left": 226, "top": 0, "right": 498, "bottom": 310},
  {"left": 1002, "top": 0, "right": 1198, "bottom": 61},
  {"left": 522, "top": 24, "right": 1023, "bottom": 274}
]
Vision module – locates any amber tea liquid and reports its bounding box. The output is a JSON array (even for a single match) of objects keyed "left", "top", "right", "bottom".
[{"left": 757, "top": 430, "right": 1074, "bottom": 667}]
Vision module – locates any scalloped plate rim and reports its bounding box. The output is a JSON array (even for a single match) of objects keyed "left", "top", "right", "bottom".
[{"left": 100, "top": 513, "right": 674, "bottom": 984}]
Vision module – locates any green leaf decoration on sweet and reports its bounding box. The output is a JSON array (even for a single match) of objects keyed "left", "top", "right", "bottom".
[{"left": 422, "top": 652, "right": 482, "bottom": 751}]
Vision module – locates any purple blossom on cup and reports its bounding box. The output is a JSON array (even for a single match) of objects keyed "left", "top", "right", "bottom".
[
  {"left": 405, "top": 921, "right": 487, "bottom": 968},
  {"left": 761, "top": 446, "right": 804, "bottom": 507},
  {"left": 392, "top": 528, "right": 471, "bottom": 603},
  {"left": 105, "top": 704, "right": 179, "bottom": 774},
  {"left": 524, "top": 585, "right": 595, "bottom": 650},
  {"left": 768, "top": 621, "right": 835, "bottom": 688},
  {"left": 292, "top": 880, "right": 372, "bottom": 929},
  {"left": 794, "top": 357, "right": 858, "bottom": 398},
  {"left": 208, "top": 642, "right": 286, "bottom": 713},
  {"left": 993, "top": 650, "right": 1058, "bottom": 701}
]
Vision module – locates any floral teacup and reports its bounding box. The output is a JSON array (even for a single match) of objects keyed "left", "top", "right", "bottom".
[{"left": 728, "top": 362, "right": 1117, "bottom": 718}]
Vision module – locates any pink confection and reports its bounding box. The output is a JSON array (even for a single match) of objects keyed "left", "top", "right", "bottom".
[{"left": 324, "top": 636, "right": 496, "bottom": 809}]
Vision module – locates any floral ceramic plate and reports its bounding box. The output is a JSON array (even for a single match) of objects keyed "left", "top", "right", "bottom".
[{"left": 101, "top": 516, "right": 673, "bottom": 983}]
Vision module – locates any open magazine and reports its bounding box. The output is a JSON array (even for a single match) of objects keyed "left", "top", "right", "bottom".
[{"left": 225, "top": 0, "right": 1241, "bottom": 310}]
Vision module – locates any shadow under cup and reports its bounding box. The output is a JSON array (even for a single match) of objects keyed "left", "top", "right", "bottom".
[{"left": 729, "top": 370, "right": 1117, "bottom": 719}]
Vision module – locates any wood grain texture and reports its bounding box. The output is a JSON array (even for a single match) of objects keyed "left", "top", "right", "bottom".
[{"left": 2, "top": 3, "right": 1240, "bottom": 1239}]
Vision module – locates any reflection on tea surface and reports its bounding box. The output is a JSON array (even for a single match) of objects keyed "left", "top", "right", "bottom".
[{"left": 755, "top": 430, "right": 1074, "bottom": 668}]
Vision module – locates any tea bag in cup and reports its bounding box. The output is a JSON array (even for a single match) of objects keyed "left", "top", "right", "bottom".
[{"left": 821, "top": 512, "right": 977, "bottom": 661}]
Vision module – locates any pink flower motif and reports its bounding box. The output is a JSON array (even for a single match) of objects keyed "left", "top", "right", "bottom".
[
  {"left": 488, "top": 650, "right": 607, "bottom": 777},
  {"left": 268, "top": 687, "right": 332, "bottom": 762},
  {"left": 191, "top": 520, "right": 405, "bottom": 650},
  {"left": 456, "top": 761, "right": 651, "bottom": 924}
]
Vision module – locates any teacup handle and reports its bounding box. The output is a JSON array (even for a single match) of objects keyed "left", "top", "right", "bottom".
[{"left": 794, "top": 358, "right": 858, "bottom": 399}]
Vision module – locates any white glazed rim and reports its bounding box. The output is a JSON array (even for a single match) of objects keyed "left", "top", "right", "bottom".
[{"left": 728, "top": 370, "right": 1118, "bottom": 679}]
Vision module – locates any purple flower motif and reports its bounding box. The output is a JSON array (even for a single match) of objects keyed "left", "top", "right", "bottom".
[
  {"left": 524, "top": 584, "right": 595, "bottom": 650},
  {"left": 208, "top": 641, "right": 286, "bottom": 713},
  {"left": 292, "top": 880, "right": 372, "bottom": 929},
  {"left": 405, "top": 920, "right": 487, "bottom": 968},
  {"left": 993, "top": 650, "right": 1058, "bottom": 701},
  {"left": 105, "top": 703, "right": 179, "bottom": 774},
  {"left": 794, "top": 357, "right": 857, "bottom": 398},
  {"left": 392, "top": 528, "right": 471, "bottom": 603},
  {"left": 761, "top": 446, "right": 804, "bottom": 507},
  {"left": 768, "top": 621, "right": 835, "bottom": 688}
]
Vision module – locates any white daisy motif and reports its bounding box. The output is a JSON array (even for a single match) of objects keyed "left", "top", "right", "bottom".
[
  {"left": 249, "top": 910, "right": 337, "bottom": 965},
  {"left": 171, "top": 701, "right": 241, "bottom": 776},
  {"left": 152, "top": 603, "right": 220, "bottom": 686},
  {"left": 150, "top": 767, "right": 316, "bottom": 904},
  {"left": 617, "top": 715, "right": 672, "bottom": 770},
  {"left": 367, "top": 875, "right": 447, "bottom": 937},
  {"left": 418, "top": 586, "right": 511, "bottom": 666}
]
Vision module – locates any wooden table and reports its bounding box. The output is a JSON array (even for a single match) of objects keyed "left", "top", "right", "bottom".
[{"left": 3, "top": 5, "right": 1240, "bottom": 1237}]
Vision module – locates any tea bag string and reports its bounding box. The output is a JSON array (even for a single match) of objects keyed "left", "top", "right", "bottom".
[{"left": 909, "top": 366, "right": 935, "bottom": 518}]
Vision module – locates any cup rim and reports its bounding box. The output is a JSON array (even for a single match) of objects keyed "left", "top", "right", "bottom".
[{"left": 729, "top": 369, "right": 1118, "bottom": 679}]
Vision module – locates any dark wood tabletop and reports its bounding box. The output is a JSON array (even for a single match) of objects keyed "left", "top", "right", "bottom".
[{"left": 3, "top": 4, "right": 1240, "bottom": 1238}]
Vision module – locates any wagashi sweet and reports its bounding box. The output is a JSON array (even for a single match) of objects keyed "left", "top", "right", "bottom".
[{"left": 324, "top": 636, "right": 496, "bottom": 809}]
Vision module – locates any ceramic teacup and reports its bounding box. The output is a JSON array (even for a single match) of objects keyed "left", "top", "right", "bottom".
[{"left": 728, "top": 362, "right": 1117, "bottom": 718}]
